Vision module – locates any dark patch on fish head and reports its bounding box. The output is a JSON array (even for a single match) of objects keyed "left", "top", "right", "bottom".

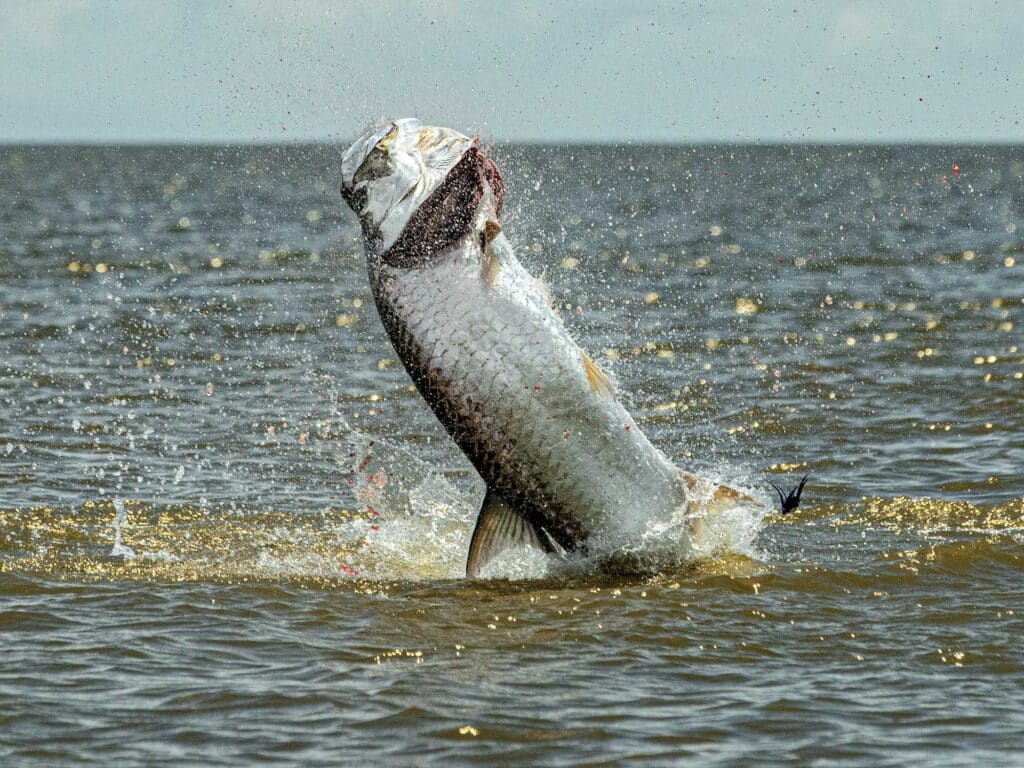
[
  {"left": 340, "top": 119, "right": 506, "bottom": 271},
  {"left": 381, "top": 143, "right": 506, "bottom": 269}
]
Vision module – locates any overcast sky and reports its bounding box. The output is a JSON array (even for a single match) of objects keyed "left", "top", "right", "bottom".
[{"left": 1, "top": 0, "right": 1021, "bottom": 143}]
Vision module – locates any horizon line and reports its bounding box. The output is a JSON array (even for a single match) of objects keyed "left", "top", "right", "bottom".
[{"left": 3, "top": 137, "right": 1024, "bottom": 149}]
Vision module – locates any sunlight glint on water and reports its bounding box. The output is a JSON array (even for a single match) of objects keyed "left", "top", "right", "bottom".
[{"left": 0, "top": 144, "right": 1022, "bottom": 765}]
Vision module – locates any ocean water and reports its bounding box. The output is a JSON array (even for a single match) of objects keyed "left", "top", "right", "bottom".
[{"left": 1, "top": 143, "right": 1022, "bottom": 766}]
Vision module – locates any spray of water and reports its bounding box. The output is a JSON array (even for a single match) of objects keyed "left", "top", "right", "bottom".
[
  {"left": 110, "top": 498, "right": 136, "bottom": 559},
  {"left": 338, "top": 417, "right": 765, "bottom": 581}
]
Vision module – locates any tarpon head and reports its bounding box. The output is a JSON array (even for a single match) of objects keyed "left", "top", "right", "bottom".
[{"left": 340, "top": 118, "right": 505, "bottom": 268}]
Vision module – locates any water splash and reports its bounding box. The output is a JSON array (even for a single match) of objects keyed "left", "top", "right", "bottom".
[
  {"left": 109, "top": 499, "right": 136, "bottom": 559},
  {"left": 338, "top": 418, "right": 768, "bottom": 579},
  {"left": 3, "top": 495, "right": 1020, "bottom": 585},
  {"left": 339, "top": 421, "right": 479, "bottom": 580}
]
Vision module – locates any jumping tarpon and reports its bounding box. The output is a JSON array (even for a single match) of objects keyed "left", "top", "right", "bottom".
[{"left": 339, "top": 118, "right": 798, "bottom": 577}]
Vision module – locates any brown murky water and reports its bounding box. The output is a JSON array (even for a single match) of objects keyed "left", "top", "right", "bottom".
[{"left": 1, "top": 144, "right": 1022, "bottom": 765}]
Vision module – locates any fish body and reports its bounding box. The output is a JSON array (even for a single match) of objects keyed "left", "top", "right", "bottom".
[{"left": 341, "top": 119, "right": 761, "bottom": 576}]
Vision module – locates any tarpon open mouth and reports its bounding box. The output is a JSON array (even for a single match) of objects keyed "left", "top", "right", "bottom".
[{"left": 340, "top": 118, "right": 504, "bottom": 267}]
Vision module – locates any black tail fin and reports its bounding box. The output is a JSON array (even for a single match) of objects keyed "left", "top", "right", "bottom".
[{"left": 768, "top": 474, "right": 809, "bottom": 514}]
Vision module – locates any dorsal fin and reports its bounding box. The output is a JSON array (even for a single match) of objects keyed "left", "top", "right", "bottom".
[
  {"left": 581, "top": 352, "right": 615, "bottom": 398},
  {"left": 466, "top": 489, "right": 548, "bottom": 577}
]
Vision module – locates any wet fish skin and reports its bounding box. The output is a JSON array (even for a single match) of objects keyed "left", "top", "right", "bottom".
[{"left": 369, "top": 214, "right": 686, "bottom": 555}]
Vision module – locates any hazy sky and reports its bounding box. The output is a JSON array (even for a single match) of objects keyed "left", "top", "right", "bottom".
[{"left": 1, "top": 0, "right": 1021, "bottom": 143}]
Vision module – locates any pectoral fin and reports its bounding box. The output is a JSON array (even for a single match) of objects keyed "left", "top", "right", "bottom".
[{"left": 466, "top": 489, "right": 551, "bottom": 577}]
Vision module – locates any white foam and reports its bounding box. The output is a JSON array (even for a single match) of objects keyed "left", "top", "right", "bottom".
[
  {"left": 337, "top": 419, "right": 766, "bottom": 580},
  {"left": 475, "top": 545, "right": 553, "bottom": 580}
]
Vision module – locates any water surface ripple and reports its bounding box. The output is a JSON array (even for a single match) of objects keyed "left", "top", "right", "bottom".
[{"left": 1, "top": 144, "right": 1022, "bottom": 766}]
